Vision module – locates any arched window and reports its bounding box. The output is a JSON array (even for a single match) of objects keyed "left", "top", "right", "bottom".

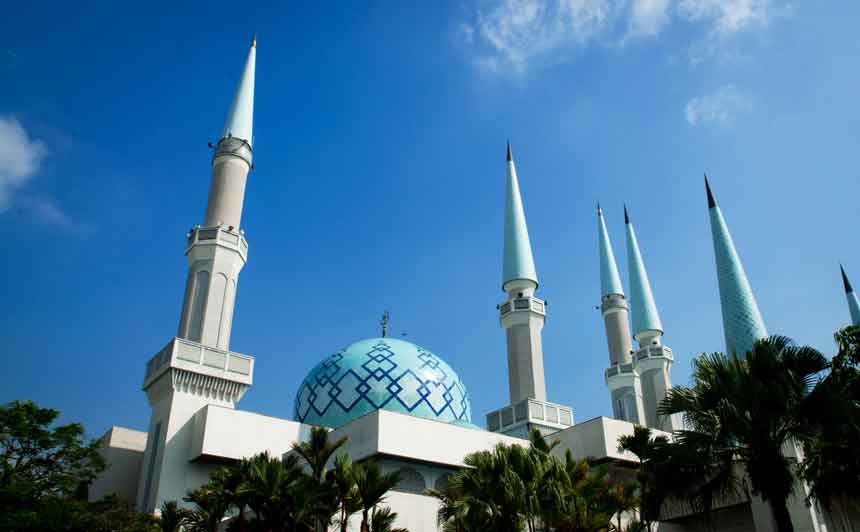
[
  {"left": 396, "top": 467, "right": 426, "bottom": 494},
  {"left": 434, "top": 472, "right": 454, "bottom": 491}
]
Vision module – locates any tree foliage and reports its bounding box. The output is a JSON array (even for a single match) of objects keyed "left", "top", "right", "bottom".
[
  {"left": 0, "top": 400, "right": 156, "bottom": 532},
  {"left": 798, "top": 326, "right": 860, "bottom": 531},
  {"left": 638, "top": 335, "right": 831, "bottom": 532},
  {"left": 176, "top": 427, "right": 406, "bottom": 532},
  {"left": 427, "top": 429, "right": 636, "bottom": 532}
]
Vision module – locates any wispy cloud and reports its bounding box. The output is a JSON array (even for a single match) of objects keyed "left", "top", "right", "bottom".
[
  {"left": 459, "top": 0, "right": 791, "bottom": 73},
  {"left": 0, "top": 115, "right": 87, "bottom": 232},
  {"left": 0, "top": 116, "right": 46, "bottom": 210},
  {"left": 627, "top": 0, "right": 672, "bottom": 39},
  {"left": 19, "top": 196, "right": 91, "bottom": 234},
  {"left": 466, "top": 0, "right": 616, "bottom": 74},
  {"left": 678, "top": 0, "right": 771, "bottom": 36},
  {"left": 684, "top": 84, "right": 752, "bottom": 126}
]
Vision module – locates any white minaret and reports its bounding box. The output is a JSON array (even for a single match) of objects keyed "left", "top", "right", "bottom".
[
  {"left": 624, "top": 206, "right": 676, "bottom": 431},
  {"left": 136, "top": 37, "right": 257, "bottom": 513},
  {"left": 597, "top": 205, "right": 646, "bottom": 425},
  {"left": 501, "top": 142, "right": 546, "bottom": 403},
  {"left": 486, "top": 144, "right": 573, "bottom": 438}
]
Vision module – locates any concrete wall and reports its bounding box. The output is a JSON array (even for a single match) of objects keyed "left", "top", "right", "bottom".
[
  {"left": 191, "top": 405, "right": 313, "bottom": 461},
  {"left": 90, "top": 426, "right": 147, "bottom": 504}
]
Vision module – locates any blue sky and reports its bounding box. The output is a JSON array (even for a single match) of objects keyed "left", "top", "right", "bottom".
[{"left": 2, "top": 1, "right": 859, "bottom": 436}]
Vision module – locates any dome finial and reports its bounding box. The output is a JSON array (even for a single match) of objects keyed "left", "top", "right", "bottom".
[{"left": 380, "top": 310, "right": 390, "bottom": 338}]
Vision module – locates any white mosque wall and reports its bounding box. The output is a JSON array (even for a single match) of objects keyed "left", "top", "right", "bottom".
[
  {"left": 190, "top": 404, "right": 314, "bottom": 461},
  {"left": 547, "top": 416, "right": 663, "bottom": 462},
  {"left": 330, "top": 409, "right": 525, "bottom": 467},
  {"left": 90, "top": 426, "right": 148, "bottom": 503}
]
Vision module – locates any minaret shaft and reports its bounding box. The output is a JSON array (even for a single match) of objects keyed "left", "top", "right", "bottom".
[
  {"left": 597, "top": 207, "right": 645, "bottom": 425},
  {"left": 500, "top": 146, "right": 546, "bottom": 403},
  {"left": 625, "top": 207, "right": 676, "bottom": 432},
  {"left": 487, "top": 145, "right": 573, "bottom": 439},
  {"left": 137, "top": 37, "right": 257, "bottom": 514},
  {"left": 177, "top": 42, "right": 256, "bottom": 350}
]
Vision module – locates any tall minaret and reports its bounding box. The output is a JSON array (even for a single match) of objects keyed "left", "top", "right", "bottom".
[
  {"left": 624, "top": 206, "right": 675, "bottom": 431},
  {"left": 598, "top": 205, "right": 645, "bottom": 425},
  {"left": 136, "top": 37, "right": 257, "bottom": 513},
  {"left": 486, "top": 144, "right": 573, "bottom": 438},
  {"left": 177, "top": 36, "right": 256, "bottom": 348},
  {"left": 705, "top": 176, "right": 767, "bottom": 357},
  {"left": 841, "top": 265, "right": 860, "bottom": 326},
  {"left": 501, "top": 142, "right": 546, "bottom": 403}
]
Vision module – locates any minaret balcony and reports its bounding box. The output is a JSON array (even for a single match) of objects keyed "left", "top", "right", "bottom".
[
  {"left": 186, "top": 225, "right": 249, "bottom": 262},
  {"left": 144, "top": 337, "right": 254, "bottom": 392},
  {"left": 498, "top": 296, "right": 546, "bottom": 319},
  {"left": 605, "top": 362, "right": 637, "bottom": 380},
  {"left": 486, "top": 398, "right": 574, "bottom": 436},
  {"left": 634, "top": 345, "right": 673, "bottom": 362}
]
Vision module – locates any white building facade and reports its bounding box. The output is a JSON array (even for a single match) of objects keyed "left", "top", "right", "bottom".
[{"left": 91, "top": 37, "right": 838, "bottom": 532}]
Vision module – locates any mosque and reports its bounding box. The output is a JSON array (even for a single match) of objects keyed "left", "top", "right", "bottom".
[{"left": 89, "top": 38, "right": 859, "bottom": 532}]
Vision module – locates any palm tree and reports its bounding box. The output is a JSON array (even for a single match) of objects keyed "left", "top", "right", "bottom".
[
  {"left": 158, "top": 500, "right": 189, "bottom": 532},
  {"left": 292, "top": 426, "right": 348, "bottom": 482},
  {"left": 368, "top": 506, "right": 408, "bottom": 532},
  {"left": 292, "top": 426, "right": 347, "bottom": 531},
  {"left": 660, "top": 336, "right": 828, "bottom": 532},
  {"left": 328, "top": 454, "right": 360, "bottom": 532},
  {"left": 183, "top": 483, "right": 232, "bottom": 532},
  {"left": 617, "top": 426, "right": 670, "bottom": 531},
  {"left": 425, "top": 475, "right": 467, "bottom": 532},
  {"left": 352, "top": 461, "right": 401, "bottom": 532},
  {"left": 800, "top": 326, "right": 860, "bottom": 531},
  {"left": 605, "top": 481, "right": 639, "bottom": 532},
  {"left": 242, "top": 452, "right": 308, "bottom": 532}
]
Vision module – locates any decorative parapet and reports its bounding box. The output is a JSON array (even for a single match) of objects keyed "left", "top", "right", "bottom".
[
  {"left": 144, "top": 337, "right": 254, "bottom": 393},
  {"left": 635, "top": 344, "right": 673, "bottom": 362},
  {"left": 486, "top": 398, "right": 574, "bottom": 434},
  {"left": 498, "top": 296, "right": 546, "bottom": 319},
  {"left": 605, "top": 362, "right": 636, "bottom": 381},
  {"left": 605, "top": 345, "right": 672, "bottom": 382},
  {"left": 186, "top": 226, "right": 249, "bottom": 262}
]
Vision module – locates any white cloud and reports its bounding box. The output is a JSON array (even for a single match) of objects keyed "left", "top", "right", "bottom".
[
  {"left": 0, "top": 116, "right": 46, "bottom": 211},
  {"left": 678, "top": 0, "right": 771, "bottom": 36},
  {"left": 465, "top": 0, "right": 616, "bottom": 73},
  {"left": 0, "top": 116, "right": 86, "bottom": 232},
  {"left": 684, "top": 84, "right": 752, "bottom": 126},
  {"left": 19, "top": 196, "right": 89, "bottom": 234},
  {"left": 628, "top": 0, "right": 672, "bottom": 39},
  {"left": 459, "top": 0, "right": 791, "bottom": 72}
]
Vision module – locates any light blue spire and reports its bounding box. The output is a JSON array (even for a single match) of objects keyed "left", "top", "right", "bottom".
[
  {"left": 502, "top": 143, "right": 539, "bottom": 290},
  {"left": 706, "top": 177, "right": 767, "bottom": 357},
  {"left": 597, "top": 205, "right": 624, "bottom": 297},
  {"left": 624, "top": 206, "right": 663, "bottom": 338},
  {"left": 841, "top": 265, "right": 860, "bottom": 326},
  {"left": 221, "top": 35, "right": 256, "bottom": 146}
]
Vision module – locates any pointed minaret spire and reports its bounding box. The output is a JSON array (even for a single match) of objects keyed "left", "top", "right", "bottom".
[
  {"left": 624, "top": 206, "right": 663, "bottom": 342},
  {"left": 597, "top": 205, "right": 624, "bottom": 297},
  {"left": 705, "top": 174, "right": 716, "bottom": 208},
  {"left": 705, "top": 177, "right": 768, "bottom": 356},
  {"left": 597, "top": 205, "right": 644, "bottom": 425},
  {"left": 502, "top": 142, "right": 538, "bottom": 291},
  {"left": 840, "top": 265, "right": 860, "bottom": 326},
  {"left": 221, "top": 35, "right": 256, "bottom": 146}
]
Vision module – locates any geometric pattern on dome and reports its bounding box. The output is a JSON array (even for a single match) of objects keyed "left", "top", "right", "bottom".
[
  {"left": 709, "top": 206, "right": 768, "bottom": 357},
  {"left": 294, "top": 337, "right": 472, "bottom": 429}
]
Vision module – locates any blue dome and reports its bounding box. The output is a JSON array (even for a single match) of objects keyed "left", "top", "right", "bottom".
[{"left": 294, "top": 338, "right": 472, "bottom": 428}]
